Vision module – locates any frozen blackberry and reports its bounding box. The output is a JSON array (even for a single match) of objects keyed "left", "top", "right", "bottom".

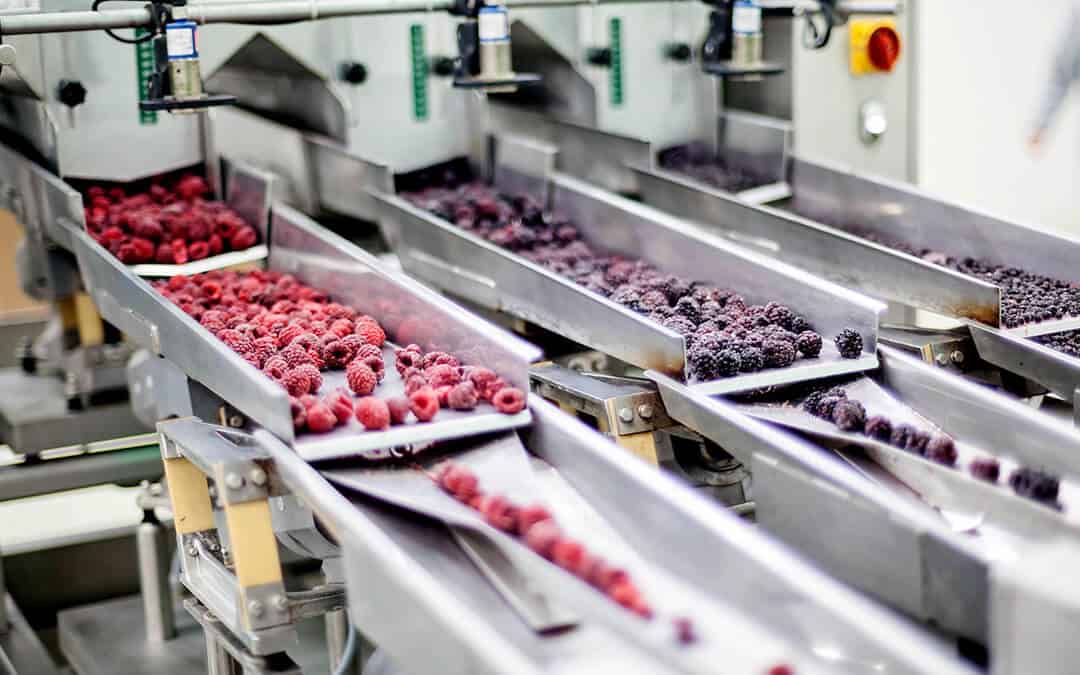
[
  {"left": 674, "top": 297, "right": 702, "bottom": 324},
  {"left": 801, "top": 390, "right": 826, "bottom": 415},
  {"left": 816, "top": 396, "right": 843, "bottom": 420},
  {"left": 889, "top": 423, "right": 916, "bottom": 450},
  {"left": 969, "top": 458, "right": 1001, "bottom": 483},
  {"left": 716, "top": 349, "right": 742, "bottom": 378},
  {"left": 639, "top": 290, "right": 670, "bottom": 312},
  {"left": 610, "top": 286, "right": 644, "bottom": 312},
  {"left": 738, "top": 346, "right": 765, "bottom": 373},
  {"left": 787, "top": 315, "right": 812, "bottom": 334},
  {"left": 649, "top": 274, "right": 692, "bottom": 304},
  {"left": 863, "top": 415, "right": 892, "bottom": 442},
  {"left": 687, "top": 346, "right": 721, "bottom": 381},
  {"left": 831, "top": 400, "right": 866, "bottom": 432},
  {"left": 662, "top": 316, "right": 697, "bottom": 337},
  {"left": 796, "top": 331, "right": 823, "bottom": 358},
  {"left": 906, "top": 430, "right": 930, "bottom": 455},
  {"left": 762, "top": 339, "right": 797, "bottom": 369},
  {"left": 924, "top": 435, "right": 957, "bottom": 467},
  {"left": 834, "top": 329, "right": 864, "bottom": 359},
  {"left": 825, "top": 386, "right": 848, "bottom": 400},
  {"left": 763, "top": 302, "right": 794, "bottom": 328},
  {"left": 1008, "top": 467, "right": 1060, "bottom": 505}
]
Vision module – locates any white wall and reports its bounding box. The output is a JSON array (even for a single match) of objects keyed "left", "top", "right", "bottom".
[{"left": 916, "top": 0, "right": 1080, "bottom": 238}]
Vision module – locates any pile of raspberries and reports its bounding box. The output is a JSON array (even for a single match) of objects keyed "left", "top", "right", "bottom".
[
  {"left": 403, "top": 181, "right": 866, "bottom": 382},
  {"left": 151, "top": 269, "right": 527, "bottom": 435},
  {"left": 801, "top": 386, "right": 1061, "bottom": 508},
  {"left": 657, "top": 142, "right": 767, "bottom": 194},
  {"left": 433, "top": 461, "right": 697, "bottom": 646},
  {"left": 797, "top": 208, "right": 1080, "bottom": 331},
  {"left": 82, "top": 174, "right": 259, "bottom": 265}
]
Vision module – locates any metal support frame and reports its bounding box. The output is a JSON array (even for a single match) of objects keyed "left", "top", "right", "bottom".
[
  {"left": 159, "top": 418, "right": 345, "bottom": 659},
  {"left": 186, "top": 599, "right": 301, "bottom": 675}
]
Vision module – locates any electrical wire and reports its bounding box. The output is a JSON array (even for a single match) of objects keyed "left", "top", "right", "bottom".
[
  {"left": 332, "top": 616, "right": 359, "bottom": 675},
  {"left": 801, "top": 0, "right": 835, "bottom": 50},
  {"left": 91, "top": 0, "right": 155, "bottom": 44}
]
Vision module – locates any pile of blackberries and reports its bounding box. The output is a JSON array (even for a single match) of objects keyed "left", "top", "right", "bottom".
[
  {"left": 801, "top": 385, "right": 1062, "bottom": 508},
  {"left": 657, "top": 142, "right": 767, "bottom": 194},
  {"left": 404, "top": 181, "right": 868, "bottom": 383},
  {"left": 1035, "top": 330, "right": 1080, "bottom": 358}
]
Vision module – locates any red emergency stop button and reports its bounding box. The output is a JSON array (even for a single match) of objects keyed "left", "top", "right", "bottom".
[{"left": 867, "top": 26, "right": 901, "bottom": 71}]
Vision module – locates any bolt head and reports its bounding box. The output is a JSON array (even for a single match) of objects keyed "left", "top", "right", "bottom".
[
  {"left": 0, "top": 44, "right": 17, "bottom": 67},
  {"left": 185, "top": 543, "right": 198, "bottom": 557},
  {"left": 637, "top": 403, "right": 654, "bottom": 420},
  {"left": 617, "top": 407, "right": 634, "bottom": 423},
  {"left": 249, "top": 468, "right": 267, "bottom": 486},
  {"left": 934, "top": 352, "right": 949, "bottom": 366},
  {"left": 248, "top": 600, "right": 264, "bottom": 618},
  {"left": 228, "top": 415, "right": 244, "bottom": 428},
  {"left": 225, "top": 473, "right": 244, "bottom": 490},
  {"left": 950, "top": 350, "right": 965, "bottom": 364},
  {"left": 272, "top": 594, "right": 288, "bottom": 612}
]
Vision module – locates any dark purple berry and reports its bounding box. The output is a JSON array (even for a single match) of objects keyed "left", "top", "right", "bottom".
[
  {"left": 663, "top": 316, "right": 697, "bottom": 337},
  {"left": 907, "top": 430, "right": 930, "bottom": 455},
  {"left": 969, "top": 458, "right": 1000, "bottom": 483},
  {"left": 674, "top": 296, "right": 702, "bottom": 324},
  {"left": 802, "top": 390, "right": 825, "bottom": 415},
  {"left": 863, "top": 415, "right": 892, "bottom": 442},
  {"left": 796, "top": 331, "right": 823, "bottom": 358},
  {"left": 1008, "top": 467, "right": 1060, "bottom": 505},
  {"left": 924, "top": 435, "right": 957, "bottom": 467},
  {"left": 890, "top": 423, "right": 915, "bottom": 450},
  {"left": 816, "top": 396, "right": 843, "bottom": 420},
  {"left": 738, "top": 346, "right": 765, "bottom": 373},
  {"left": 834, "top": 329, "right": 864, "bottom": 359},
  {"left": 831, "top": 400, "right": 867, "bottom": 432},
  {"left": 687, "top": 346, "right": 721, "bottom": 381},
  {"left": 762, "top": 339, "right": 797, "bottom": 369},
  {"left": 716, "top": 349, "right": 741, "bottom": 377},
  {"left": 610, "top": 286, "right": 643, "bottom": 312}
]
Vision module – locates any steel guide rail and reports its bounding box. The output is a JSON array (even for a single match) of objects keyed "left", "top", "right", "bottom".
[
  {"left": 649, "top": 345, "right": 1080, "bottom": 644},
  {"left": 234, "top": 400, "right": 976, "bottom": 675},
  {"left": 374, "top": 136, "right": 884, "bottom": 395}
]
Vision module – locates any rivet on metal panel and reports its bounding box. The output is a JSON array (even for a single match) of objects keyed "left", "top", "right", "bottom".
[
  {"left": 618, "top": 407, "right": 634, "bottom": 423},
  {"left": 637, "top": 403, "right": 654, "bottom": 420},
  {"left": 228, "top": 415, "right": 245, "bottom": 429},
  {"left": 949, "top": 350, "right": 965, "bottom": 365},
  {"left": 247, "top": 600, "right": 264, "bottom": 618},
  {"left": 934, "top": 352, "right": 949, "bottom": 367},
  {"left": 249, "top": 468, "right": 267, "bottom": 486},
  {"left": 225, "top": 473, "right": 245, "bottom": 490},
  {"left": 271, "top": 595, "right": 289, "bottom": 613}
]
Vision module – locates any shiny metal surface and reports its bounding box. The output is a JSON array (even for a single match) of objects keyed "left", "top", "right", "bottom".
[
  {"left": 137, "top": 520, "right": 178, "bottom": 642},
  {"left": 717, "top": 110, "right": 792, "bottom": 187},
  {"left": 969, "top": 325, "right": 1080, "bottom": 404},
  {"left": 308, "top": 136, "right": 393, "bottom": 222}
]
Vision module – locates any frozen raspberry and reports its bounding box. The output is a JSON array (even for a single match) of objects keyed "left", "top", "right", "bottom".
[
  {"left": 321, "top": 340, "right": 353, "bottom": 369},
  {"left": 422, "top": 351, "right": 457, "bottom": 370},
  {"left": 395, "top": 347, "right": 422, "bottom": 374},
  {"left": 464, "top": 367, "right": 499, "bottom": 400},
  {"left": 230, "top": 225, "right": 258, "bottom": 250},
  {"left": 208, "top": 234, "right": 225, "bottom": 255},
  {"left": 298, "top": 394, "right": 319, "bottom": 409},
  {"left": 864, "top": 415, "right": 892, "bottom": 442},
  {"left": 340, "top": 335, "right": 365, "bottom": 359},
  {"left": 283, "top": 369, "right": 312, "bottom": 397},
  {"left": 924, "top": 436, "right": 957, "bottom": 466},
  {"left": 355, "top": 343, "right": 382, "bottom": 362},
  {"left": 386, "top": 397, "right": 411, "bottom": 425},
  {"left": 290, "top": 332, "right": 321, "bottom": 354},
  {"left": 354, "top": 397, "right": 391, "bottom": 431},
  {"left": 478, "top": 495, "right": 517, "bottom": 531},
  {"left": 290, "top": 397, "right": 307, "bottom": 431},
  {"left": 447, "top": 381, "right": 479, "bottom": 411},
  {"left": 493, "top": 387, "right": 526, "bottom": 414},
  {"left": 426, "top": 364, "right": 460, "bottom": 388},
  {"left": 280, "top": 344, "right": 316, "bottom": 368},
  {"left": 189, "top": 241, "right": 210, "bottom": 260},
  {"left": 345, "top": 361, "right": 378, "bottom": 396},
  {"left": 767, "top": 665, "right": 795, "bottom": 675},
  {"left": 306, "top": 403, "right": 337, "bottom": 433},
  {"left": 831, "top": 400, "right": 866, "bottom": 432},
  {"left": 409, "top": 387, "right": 440, "bottom": 422},
  {"left": 277, "top": 324, "right": 306, "bottom": 349},
  {"left": 130, "top": 237, "right": 155, "bottom": 263},
  {"left": 970, "top": 458, "right": 1000, "bottom": 483},
  {"left": 589, "top": 564, "right": 629, "bottom": 591},
  {"left": 796, "top": 331, "right": 823, "bottom": 358},
  {"left": 834, "top": 328, "right": 864, "bottom": 359},
  {"left": 360, "top": 354, "right": 385, "bottom": 382},
  {"left": 404, "top": 373, "right": 428, "bottom": 396},
  {"left": 673, "top": 618, "right": 697, "bottom": 645},
  {"left": 262, "top": 356, "right": 289, "bottom": 382},
  {"left": 155, "top": 242, "right": 175, "bottom": 264},
  {"left": 435, "top": 385, "right": 453, "bottom": 408},
  {"left": 608, "top": 581, "right": 643, "bottom": 613},
  {"left": 439, "top": 464, "right": 480, "bottom": 501},
  {"left": 354, "top": 317, "right": 386, "bottom": 347},
  {"left": 524, "top": 521, "right": 562, "bottom": 559},
  {"left": 324, "top": 389, "right": 353, "bottom": 425},
  {"left": 328, "top": 318, "right": 353, "bottom": 339},
  {"left": 515, "top": 504, "right": 553, "bottom": 536},
  {"left": 551, "top": 538, "right": 586, "bottom": 572},
  {"left": 218, "top": 329, "right": 254, "bottom": 355}
]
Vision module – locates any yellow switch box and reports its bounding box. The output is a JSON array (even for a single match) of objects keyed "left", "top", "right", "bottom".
[{"left": 850, "top": 18, "right": 901, "bottom": 75}]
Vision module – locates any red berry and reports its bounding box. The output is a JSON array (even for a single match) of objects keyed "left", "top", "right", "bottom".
[
  {"left": 446, "top": 466, "right": 479, "bottom": 501},
  {"left": 409, "top": 387, "right": 439, "bottom": 422},
  {"left": 354, "top": 316, "right": 386, "bottom": 347},
  {"left": 324, "top": 388, "right": 354, "bottom": 425},
  {"left": 524, "top": 521, "right": 561, "bottom": 559},
  {"left": 516, "top": 504, "right": 552, "bottom": 536},
  {"left": 283, "top": 369, "right": 312, "bottom": 397},
  {"left": 298, "top": 394, "right": 319, "bottom": 409},
  {"left": 385, "top": 396, "right": 411, "bottom": 425},
  {"left": 345, "top": 361, "right": 378, "bottom": 396},
  {"left": 425, "top": 364, "right": 460, "bottom": 388},
  {"left": 290, "top": 397, "right": 307, "bottom": 431},
  {"left": 355, "top": 396, "right": 391, "bottom": 430},
  {"left": 404, "top": 373, "right": 428, "bottom": 396},
  {"left": 361, "top": 354, "right": 386, "bottom": 382},
  {"left": 673, "top": 618, "right": 696, "bottom": 645},
  {"left": 767, "top": 666, "right": 795, "bottom": 675},
  {"left": 172, "top": 241, "right": 189, "bottom": 265},
  {"left": 321, "top": 340, "right": 352, "bottom": 369},
  {"left": 435, "top": 385, "right": 453, "bottom": 409},
  {"left": 306, "top": 403, "right": 337, "bottom": 433},
  {"left": 208, "top": 233, "right": 224, "bottom": 255},
  {"left": 155, "top": 242, "right": 174, "bottom": 263},
  {"left": 551, "top": 538, "right": 586, "bottom": 571},
  {"left": 447, "top": 381, "right": 479, "bottom": 410},
  {"left": 479, "top": 495, "right": 517, "bottom": 531},
  {"left": 189, "top": 241, "right": 210, "bottom": 260},
  {"left": 230, "top": 225, "right": 258, "bottom": 250},
  {"left": 589, "top": 564, "right": 629, "bottom": 591},
  {"left": 262, "top": 355, "right": 289, "bottom": 382},
  {"left": 294, "top": 363, "right": 323, "bottom": 393},
  {"left": 492, "top": 387, "right": 526, "bottom": 414},
  {"left": 280, "top": 344, "right": 316, "bottom": 368},
  {"left": 608, "top": 581, "right": 641, "bottom": 611}
]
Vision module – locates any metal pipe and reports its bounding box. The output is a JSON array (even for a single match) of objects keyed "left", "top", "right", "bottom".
[
  {"left": 325, "top": 608, "right": 349, "bottom": 672},
  {"left": 0, "top": 7, "right": 150, "bottom": 35},
  {"left": 204, "top": 627, "right": 239, "bottom": 675},
  {"left": 136, "top": 515, "right": 177, "bottom": 642}
]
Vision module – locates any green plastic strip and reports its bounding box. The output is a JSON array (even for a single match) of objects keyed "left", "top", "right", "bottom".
[
  {"left": 609, "top": 17, "right": 623, "bottom": 106},
  {"left": 134, "top": 28, "right": 157, "bottom": 125},
  {"left": 410, "top": 24, "right": 429, "bottom": 121}
]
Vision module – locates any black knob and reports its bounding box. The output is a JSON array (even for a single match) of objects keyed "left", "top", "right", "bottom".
[
  {"left": 338, "top": 62, "right": 368, "bottom": 85},
  {"left": 58, "top": 79, "right": 86, "bottom": 108},
  {"left": 665, "top": 43, "right": 692, "bottom": 62},
  {"left": 431, "top": 56, "right": 457, "bottom": 77},
  {"left": 586, "top": 47, "right": 612, "bottom": 67}
]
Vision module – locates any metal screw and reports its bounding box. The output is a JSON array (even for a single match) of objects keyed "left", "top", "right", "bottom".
[
  {"left": 225, "top": 473, "right": 244, "bottom": 490},
  {"left": 950, "top": 350, "right": 965, "bottom": 365},
  {"left": 272, "top": 594, "right": 288, "bottom": 612},
  {"left": 637, "top": 403, "right": 654, "bottom": 420},
  {"left": 228, "top": 415, "right": 244, "bottom": 428},
  {"left": 248, "top": 600, "right": 264, "bottom": 618},
  {"left": 249, "top": 468, "right": 267, "bottom": 486},
  {"left": 934, "top": 352, "right": 949, "bottom": 367},
  {"left": 617, "top": 407, "right": 634, "bottom": 423},
  {"left": 185, "top": 543, "right": 198, "bottom": 557}
]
